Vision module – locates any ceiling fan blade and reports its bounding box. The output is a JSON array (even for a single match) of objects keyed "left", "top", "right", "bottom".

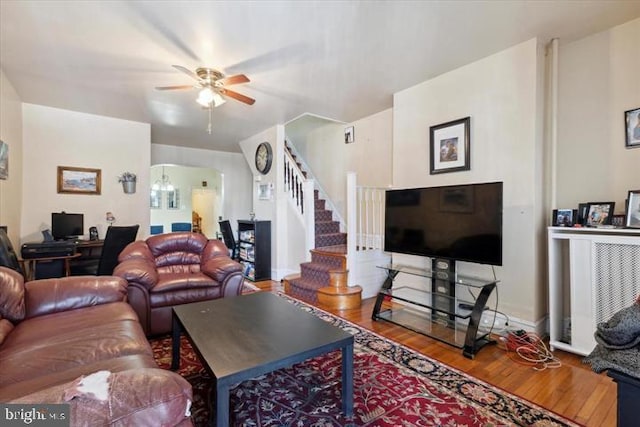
[
  {"left": 172, "top": 65, "right": 200, "bottom": 81},
  {"left": 222, "top": 89, "right": 255, "bottom": 105},
  {"left": 155, "top": 85, "right": 194, "bottom": 91},
  {"left": 220, "top": 74, "right": 250, "bottom": 86}
]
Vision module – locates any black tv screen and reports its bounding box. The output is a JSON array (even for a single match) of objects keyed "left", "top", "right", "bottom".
[
  {"left": 51, "top": 212, "right": 84, "bottom": 240},
  {"left": 384, "top": 182, "right": 503, "bottom": 265}
]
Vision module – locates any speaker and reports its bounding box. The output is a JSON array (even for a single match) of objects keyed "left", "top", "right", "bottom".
[
  {"left": 431, "top": 258, "right": 456, "bottom": 324},
  {"left": 89, "top": 226, "right": 99, "bottom": 241}
]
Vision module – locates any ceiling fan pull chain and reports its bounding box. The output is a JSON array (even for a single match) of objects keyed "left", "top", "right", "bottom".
[{"left": 207, "top": 106, "right": 213, "bottom": 134}]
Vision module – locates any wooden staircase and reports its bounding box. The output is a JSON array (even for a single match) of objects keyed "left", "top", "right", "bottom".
[{"left": 283, "top": 145, "right": 361, "bottom": 309}]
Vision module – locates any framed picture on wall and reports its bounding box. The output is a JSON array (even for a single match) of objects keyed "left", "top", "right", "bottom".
[
  {"left": 57, "top": 166, "right": 101, "bottom": 195},
  {"left": 344, "top": 126, "right": 354, "bottom": 144},
  {"left": 625, "top": 107, "right": 640, "bottom": 148},
  {"left": 430, "top": 117, "right": 470, "bottom": 174}
]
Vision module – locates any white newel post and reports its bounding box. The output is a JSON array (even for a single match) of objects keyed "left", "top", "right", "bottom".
[{"left": 346, "top": 172, "right": 357, "bottom": 286}]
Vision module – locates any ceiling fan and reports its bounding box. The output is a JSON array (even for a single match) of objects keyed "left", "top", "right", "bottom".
[{"left": 156, "top": 65, "right": 255, "bottom": 107}]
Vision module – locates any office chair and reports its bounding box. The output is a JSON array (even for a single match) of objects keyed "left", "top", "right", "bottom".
[
  {"left": 0, "top": 229, "right": 24, "bottom": 276},
  {"left": 96, "top": 225, "right": 140, "bottom": 275},
  {"left": 218, "top": 220, "right": 238, "bottom": 260},
  {"left": 150, "top": 225, "right": 164, "bottom": 235},
  {"left": 171, "top": 222, "right": 192, "bottom": 232}
]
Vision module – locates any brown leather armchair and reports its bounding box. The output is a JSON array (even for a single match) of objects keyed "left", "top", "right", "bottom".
[{"left": 113, "top": 232, "right": 243, "bottom": 336}]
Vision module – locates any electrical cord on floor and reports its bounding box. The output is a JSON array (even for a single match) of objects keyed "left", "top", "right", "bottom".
[{"left": 498, "top": 330, "right": 562, "bottom": 371}]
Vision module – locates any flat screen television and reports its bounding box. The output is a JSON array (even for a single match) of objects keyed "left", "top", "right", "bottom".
[
  {"left": 384, "top": 182, "right": 503, "bottom": 265},
  {"left": 51, "top": 212, "right": 84, "bottom": 240}
]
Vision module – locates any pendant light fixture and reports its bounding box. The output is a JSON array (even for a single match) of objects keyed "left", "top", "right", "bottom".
[{"left": 151, "top": 166, "right": 174, "bottom": 193}]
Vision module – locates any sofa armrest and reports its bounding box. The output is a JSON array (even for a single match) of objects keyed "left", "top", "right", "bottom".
[
  {"left": 25, "top": 276, "right": 128, "bottom": 319},
  {"left": 113, "top": 258, "right": 159, "bottom": 291},
  {"left": 10, "top": 368, "right": 193, "bottom": 427},
  {"left": 201, "top": 256, "right": 243, "bottom": 282}
]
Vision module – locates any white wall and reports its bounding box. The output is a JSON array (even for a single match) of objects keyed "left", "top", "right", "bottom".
[
  {"left": 238, "top": 125, "right": 286, "bottom": 278},
  {"left": 0, "top": 69, "right": 23, "bottom": 245},
  {"left": 393, "top": 38, "right": 546, "bottom": 326},
  {"left": 21, "top": 104, "right": 150, "bottom": 243},
  {"left": 293, "top": 109, "right": 393, "bottom": 219},
  {"left": 557, "top": 18, "right": 640, "bottom": 211}
]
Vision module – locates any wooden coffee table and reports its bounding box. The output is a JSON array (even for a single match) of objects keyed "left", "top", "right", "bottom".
[{"left": 171, "top": 292, "right": 354, "bottom": 426}]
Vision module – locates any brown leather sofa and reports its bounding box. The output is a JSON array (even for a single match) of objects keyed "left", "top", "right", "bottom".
[
  {"left": 0, "top": 266, "right": 192, "bottom": 426},
  {"left": 114, "top": 232, "right": 244, "bottom": 336}
]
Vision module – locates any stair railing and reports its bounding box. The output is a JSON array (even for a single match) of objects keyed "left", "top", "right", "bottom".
[
  {"left": 284, "top": 146, "right": 315, "bottom": 254},
  {"left": 285, "top": 140, "right": 346, "bottom": 231}
]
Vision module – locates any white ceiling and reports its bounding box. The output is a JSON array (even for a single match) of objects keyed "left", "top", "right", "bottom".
[{"left": 2, "top": 1, "right": 639, "bottom": 153}]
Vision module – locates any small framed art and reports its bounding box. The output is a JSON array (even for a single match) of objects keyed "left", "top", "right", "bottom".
[
  {"left": 625, "top": 107, "right": 640, "bottom": 148},
  {"left": 552, "top": 209, "right": 577, "bottom": 227},
  {"left": 430, "top": 117, "right": 470, "bottom": 174},
  {"left": 344, "top": 126, "right": 354, "bottom": 144},
  {"left": 625, "top": 190, "right": 640, "bottom": 228},
  {"left": 586, "top": 202, "right": 615, "bottom": 226},
  {"left": 577, "top": 203, "right": 590, "bottom": 226}
]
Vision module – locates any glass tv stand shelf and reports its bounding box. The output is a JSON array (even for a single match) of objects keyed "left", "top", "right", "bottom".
[{"left": 372, "top": 264, "right": 499, "bottom": 359}]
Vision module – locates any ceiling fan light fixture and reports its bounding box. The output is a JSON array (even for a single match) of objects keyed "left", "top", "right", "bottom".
[
  {"left": 212, "top": 92, "right": 226, "bottom": 107},
  {"left": 196, "top": 87, "right": 215, "bottom": 107}
]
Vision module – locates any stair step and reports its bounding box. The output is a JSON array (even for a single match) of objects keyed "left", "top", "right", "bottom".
[
  {"left": 315, "top": 210, "right": 332, "bottom": 221},
  {"left": 310, "top": 249, "right": 346, "bottom": 270},
  {"left": 315, "top": 199, "right": 326, "bottom": 210},
  {"left": 299, "top": 262, "right": 332, "bottom": 285},
  {"left": 286, "top": 277, "right": 323, "bottom": 303},
  {"left": 315, "top": 220, "right": 340, "bottom": 235},
  {"left": 316, "top": 233, "right": 347, "bottom": 248}
]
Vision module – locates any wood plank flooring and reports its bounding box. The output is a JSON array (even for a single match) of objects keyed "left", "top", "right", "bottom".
[{"left": 252, "top": 280, "right": 616, "bottom": 427}]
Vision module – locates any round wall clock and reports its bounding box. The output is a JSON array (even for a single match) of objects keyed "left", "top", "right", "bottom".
[{"left": 255, "top": 142, "right": 273, "bottom": 174}]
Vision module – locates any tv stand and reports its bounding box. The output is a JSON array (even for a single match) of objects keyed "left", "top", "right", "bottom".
[{"left": 372, "top": 263, "right": 498, "bottom": 359}]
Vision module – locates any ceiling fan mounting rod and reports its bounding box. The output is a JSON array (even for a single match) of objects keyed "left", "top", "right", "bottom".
[{"left": 196, "top": 67, "right": 224, "bottom": 82}]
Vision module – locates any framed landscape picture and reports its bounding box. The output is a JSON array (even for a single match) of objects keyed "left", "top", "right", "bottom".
[{"left": 57, "top": 166, "right": 101, "bottom": 195}]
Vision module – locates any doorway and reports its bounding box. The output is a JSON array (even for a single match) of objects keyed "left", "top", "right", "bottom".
[{"left": 150, "top": 164, "right": 223, "bottom": 238}]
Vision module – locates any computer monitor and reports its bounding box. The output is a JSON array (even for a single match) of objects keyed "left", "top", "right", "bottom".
[{"left": 51, "top": 212, "right": 84, "bottom": 240}]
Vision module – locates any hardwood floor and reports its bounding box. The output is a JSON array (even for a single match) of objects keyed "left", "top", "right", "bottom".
[{"left": 252, "top": 280, "right": 616, "bottom": 427}]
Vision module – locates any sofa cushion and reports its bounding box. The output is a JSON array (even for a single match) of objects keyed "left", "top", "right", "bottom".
[
  {"left": 24, "top": 275, "right": 128, "bottom": 319},
  {"left": 0, "top": 267, "right": 25, "bottom": 322},
  {"left": 153, "top": 272, "right": 218, "bottom": 293},
  {"left": 0, "top": 354, "right": 156, "bottom": 402},
  {"left": 0, "top": 303, "right": 152, "bottom": 387}
]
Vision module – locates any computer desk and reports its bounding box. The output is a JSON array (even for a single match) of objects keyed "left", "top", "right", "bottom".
[{"left": 23, "top": 239, "right": 104, "bottom": 280}]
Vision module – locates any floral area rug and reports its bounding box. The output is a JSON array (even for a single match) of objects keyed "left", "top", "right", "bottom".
[{"left": 151, "top": 293, "right": 580, "bottom": 427}]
